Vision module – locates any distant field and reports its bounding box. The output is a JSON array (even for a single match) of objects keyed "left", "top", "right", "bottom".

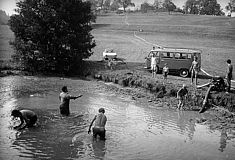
[
  {"left": 1, "top": 13, "right": 234, "bottom": 76},
  {"left": 0, "top": 25, "right": 14, "bottom": 61},
  {"left": 91, "top": 13, "right": 235, "bottom": 76}
]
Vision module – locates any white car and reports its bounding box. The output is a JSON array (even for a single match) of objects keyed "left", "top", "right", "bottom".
[{"left": 103, "top": 49, "right": 117, "bottom": 60}]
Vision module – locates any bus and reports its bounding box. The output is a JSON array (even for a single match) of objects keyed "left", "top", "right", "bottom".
[{"left": 145, "top": 47, "right": 202, "bottom": 77}]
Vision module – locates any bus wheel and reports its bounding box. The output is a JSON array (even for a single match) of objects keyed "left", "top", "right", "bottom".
[
  {"left": 155, "top": 66, "right": 159, "bottom": 73},
  {"left": 179, "top": 69, "right": 189, "bottom": 78}
]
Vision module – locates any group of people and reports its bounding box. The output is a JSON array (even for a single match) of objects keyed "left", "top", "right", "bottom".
[
  {"left": 176, "top": 58, "right": 233, "bottom": 110},
  {"left": 150, "top": 49, "right": 169, "bottom": 84},
  {"left": 10, "top": 56, "right": 233, "bottom": 138},
  {"left": 11, "top": 86, "right": 107, "bottom": 140}
]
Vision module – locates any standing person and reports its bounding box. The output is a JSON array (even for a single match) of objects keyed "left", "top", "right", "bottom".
[
  {"left": 162, "top": 63, "right": 169, "bottom": 85},
  {"left": 151, "top": 53, "right": 157, "bottom": 78},
  {"left": 107, "top": 58, "right": 113, "bottom": 70},
  {"left": 177, "top": 84, "right": 188, "bottom": 110},
  {"left": 11, "top": 109, "right": 37, "bottom": 130},
  {"left": 88, "top": 108, "right": 107, "bottom": 140},
  {"left": 190, "top": 56, "right": 200, "bottom": 86},
  {"left": 226, "top": 59, "right": 233, "bottom": 93},
  {"left": 59, "top": 86, "right": 82, "bottom": 116}
]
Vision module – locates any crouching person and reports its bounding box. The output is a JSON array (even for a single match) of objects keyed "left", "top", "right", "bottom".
[
  {"left": 11, "top": 109, "right": 37, "bottom": 130},
  {"left": 88, "top": 108, "right": 107, "bottom": 140},
  {"left": 177, "top": 84, "right": 188, "bottom": 110}
]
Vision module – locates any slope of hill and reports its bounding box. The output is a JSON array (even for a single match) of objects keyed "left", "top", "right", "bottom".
[{"left": 0, "top": 10, "right": 10, "bottom": 25}]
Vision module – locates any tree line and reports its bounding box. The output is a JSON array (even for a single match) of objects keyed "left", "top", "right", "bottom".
[{"left": 90, "top": 0, "right": 234, "bottom": 15}]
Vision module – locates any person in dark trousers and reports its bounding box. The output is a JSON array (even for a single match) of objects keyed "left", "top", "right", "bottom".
[
  {"left": 88, "top": 108, "right": 107, "bottom": 140},
  {"left": 225, "top": 59, "right": 233, "bottom": 93},
  {"left": 11, "top": 109, "right": 37, "bottom": 130},
  {"left": 177, "top": 84, "right": 188, "bottom": 110},
  {"left": 59, "top": 86, "right": 82, "bottom": 116},
  {"left": 162, "top": 63, "right": 169, "bottom": 85}
]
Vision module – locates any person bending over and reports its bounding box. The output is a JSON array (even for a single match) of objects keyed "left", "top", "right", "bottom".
[
  {"left": 11, "top": 109, "right": 37, "bottom": 130},
  {"left": 177, "top": 84, "right": 188, "bottom": 110},
  {"left": 88, "top": 108, "right": 107, "bottom": 140}
]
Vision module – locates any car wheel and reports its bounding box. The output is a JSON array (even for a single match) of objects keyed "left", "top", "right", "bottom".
[{"left": 179, "top": 69, "right": 189, "bottom": 78}]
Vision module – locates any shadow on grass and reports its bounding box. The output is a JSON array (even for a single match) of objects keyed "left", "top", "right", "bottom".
[{"left": 92, "top": 24, "right": 111, "bottom": 29}]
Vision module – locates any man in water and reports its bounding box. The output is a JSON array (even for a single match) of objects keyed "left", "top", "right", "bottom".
[
  {"left": 88, "top": 108, "right": 107, "bottom": 140},
  {"left": 190, "top": 56, "right": 200, "bottom": 86},
  {"left": 11, "top": 109, "right": 37, "bottom": 130},
  {"left": 59, "top": 86, "right": 82, "bottom": 116},
  {"left": 225, "top": 59, "right": 233, "bottom": 93},
  {"left": 177, "top": 84, "right": 188, "bottom": 110}
]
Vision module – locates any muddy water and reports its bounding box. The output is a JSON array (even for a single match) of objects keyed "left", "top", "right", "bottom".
[{"left": 0, "top": 76, "right": 235, "bottom": 160}]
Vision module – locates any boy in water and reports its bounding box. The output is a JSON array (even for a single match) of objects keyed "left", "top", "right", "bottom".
[
  {"left": 162, "top": 63, "right": 169, "bottom": 85},
  {"left": 11, "top": 109, "right": 37, "bottom": 130},
  {"left": 88, "top": 108, "right": 107, "bottom": 140},
  {"left": 59, "top": 86, "right": 82, "bottom": 116},
  {"left": 177, "top": 84, "right": 188, "bottom": 110}
]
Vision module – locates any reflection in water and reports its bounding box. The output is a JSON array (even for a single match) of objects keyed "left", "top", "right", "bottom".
[
  {"left": 91, "top": 139, "right": 106, "bottom": 159},
  {"left": 1, "top": 76, "right": 235, "bottom": 160},
  {"left": 219, "top": 129, "right": 228, "bottom": 152},
  {"left": 177, "top": 111, "right": 196, "bottom": 141}
]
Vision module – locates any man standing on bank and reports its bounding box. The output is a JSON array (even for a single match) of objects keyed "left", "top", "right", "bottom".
[
  {"left": 226, "top": 59, "right": 233, "bottom": 93},
  {"left": 190, "top": 56, "right": 200, "bottom": 86},
  {"left": 59, "top": 86, "right": 82, "bottom": 116},
  {"left": 88, "top": 108, "right": 107, "bottom": 140}
]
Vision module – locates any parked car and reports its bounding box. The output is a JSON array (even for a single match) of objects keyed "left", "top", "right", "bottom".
[
  {"left": 145, "top": 47, "right": 202, "bottom": 77},
  {"left": 103, "top": 49, "right": 117, "bottom": 60}
]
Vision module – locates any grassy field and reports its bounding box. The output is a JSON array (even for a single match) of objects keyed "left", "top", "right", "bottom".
[
  {"left": 0, "top": 25, "right": 14, "bottom": 61},
  {"left": 1, "top": 13, "right": 235, "bottom": 76},
  {"left": 91, "top": 13, "right": 235, "bottom": 76}
]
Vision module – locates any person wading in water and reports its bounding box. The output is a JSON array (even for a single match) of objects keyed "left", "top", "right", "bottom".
[
  {"left": 88, "top": 108, "right": 107, "bottom": 140},
  {"left": 59, "top": 86, "right": 82, "bottom": 116}
]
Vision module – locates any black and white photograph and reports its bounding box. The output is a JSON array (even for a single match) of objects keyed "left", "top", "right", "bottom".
[{"left": 0, "top": 0, "right": 235, "bottom": 159}]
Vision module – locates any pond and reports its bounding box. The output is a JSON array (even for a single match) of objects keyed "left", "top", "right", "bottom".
[{"left": 0, "top": 76, "right": 234, "bottom": 160}]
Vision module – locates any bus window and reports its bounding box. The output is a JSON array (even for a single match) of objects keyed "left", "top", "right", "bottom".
[
  {"left": 188, "top": 54, "right": 192, "bottom": 59},
  {"left": 175, "top": 53, "right": 189, "bottom": 59},
  {"left": 182, "top": 53, "right": 188, "bottom": 59},
  {"left": 162, "top": 52, "right": 173, "bottom": 58}
]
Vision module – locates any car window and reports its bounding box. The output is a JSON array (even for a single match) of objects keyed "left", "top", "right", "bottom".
[{"left": 162, "top": 52, "right": 173, "bottom": 58}]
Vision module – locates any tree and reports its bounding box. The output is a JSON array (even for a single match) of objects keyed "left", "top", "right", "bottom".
[
  {"left": 110, "top": 0, "right": 119, "bottom": 11},
  {"left": 162, "top": 0, "right": 176, "bottom": 14},
  {"left": 226, "top": 0, "right": 235, "bottom": 12},
  {"left": 103, "top": 0, "right": 111, "bottom": 10},
  {"left": 153, "top": 0, "right": 163, "bottom": 11},
  {"left": 116, "top": 0, "right": 135, "bottom": 12},
  {"left": 140, "top": 2, "right": 154, "bottom": 13},
  {"left": 185, "top": 0, "right": 200, "bottom": 14},
  {"left": 199, "top": 0, "right": 223, "bottom": 15},
  {"left": 9, "top": 0, "right": 96, "bottom": 73}
]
